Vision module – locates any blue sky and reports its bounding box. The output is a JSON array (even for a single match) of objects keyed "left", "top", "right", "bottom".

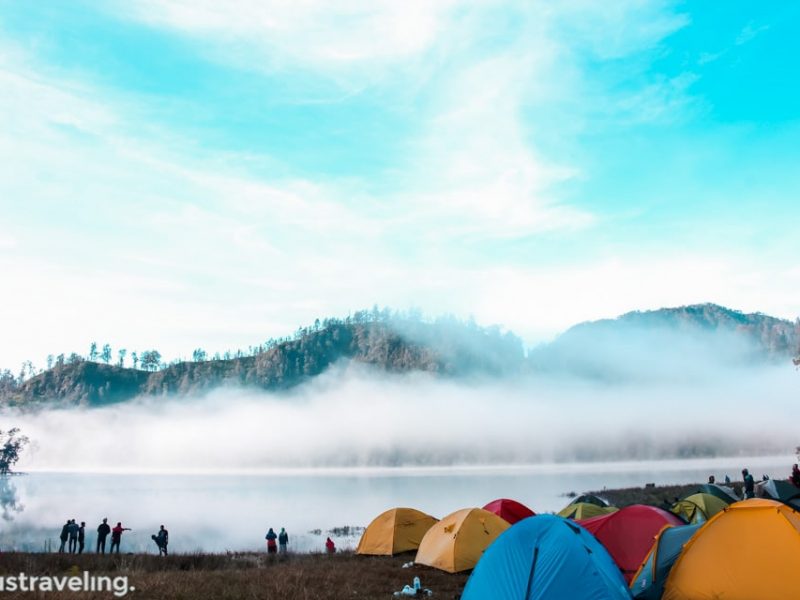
[{"left": 1, "top": 0, "right": 799, "bottom": 369}]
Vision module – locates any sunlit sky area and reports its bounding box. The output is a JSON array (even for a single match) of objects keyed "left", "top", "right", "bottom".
[{"left": 1, "top": 1, "right": 799, "bottom": 368}]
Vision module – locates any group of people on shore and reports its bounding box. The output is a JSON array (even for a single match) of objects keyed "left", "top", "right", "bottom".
[
  {"left": 707, "top": 463, "right": 800, "bottom": 500},
  {"left": 263, "top": 527, "right": 335, "bottom": 554},
  {"left": 58, "top": 518, "right": 168, "bottom": 555},
  {"left": 264, "top": 527, "right": 290, "bottom": 554}
]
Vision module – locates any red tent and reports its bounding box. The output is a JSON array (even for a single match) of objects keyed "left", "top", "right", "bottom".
[
  {"left": 482, "top": 499, "right": 535, "bottom": 524},
  {"left": 578, "top": 504, "right": 683, "bottom": 583}
]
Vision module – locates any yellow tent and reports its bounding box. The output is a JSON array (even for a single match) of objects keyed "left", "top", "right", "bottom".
[
  {"left": 558, "top": 502, "right": 618, "bottom": 520},
  {"left": 670, "top": 492, "right": 728, "bottom": 524},
  {"left": 663, "top": 499, "right": 800, "bottom": 600},
  {"left": 415, "top": 507, "right": 510, "bottom": 573},
  {"left": 356, "top": 507, "right": 438, "bottom": 555}
]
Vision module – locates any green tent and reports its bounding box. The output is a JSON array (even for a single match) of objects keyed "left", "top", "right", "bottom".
[
  {"left": 671, "top": 493, "right": 728, "bottom": 524},
  {"left": 568, "top": 494, "right": 609, "bottom": 507},
  {"left": 558, "top": 502, "right": 618, "bottom": 520}
]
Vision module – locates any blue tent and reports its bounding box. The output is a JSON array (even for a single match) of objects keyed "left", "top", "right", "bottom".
[
  {"left": 629, "top": 523, "right": 701, "bottom": 600},
  {"left": 461, "top": 515, "right": 632, "bottom": 600}
]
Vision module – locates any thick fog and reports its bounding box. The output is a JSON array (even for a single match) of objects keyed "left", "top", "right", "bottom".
[{"left": 9, "top": 343, "right": 799, "bottom": 472}]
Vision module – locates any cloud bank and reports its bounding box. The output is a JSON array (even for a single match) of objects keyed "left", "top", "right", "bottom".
[{"left": 11, "top": 357, "right": 798, "bottom": 472}]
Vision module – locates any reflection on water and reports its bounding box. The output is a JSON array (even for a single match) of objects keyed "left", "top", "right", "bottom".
[
  {"left": 0, "top": 476, "right": 23, "bottom": 521},
  {"left": 0, "top": 456, "right": 792, "bottom": 554}
]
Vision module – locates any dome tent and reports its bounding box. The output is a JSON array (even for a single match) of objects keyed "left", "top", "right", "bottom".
[
  {"left": 559, "top": 502, "right": 618, "bottom": 520},
  {"left": 356, "top": 507, "right": 438, "bottom": 555},
  {"left": 579, "top": 505, "right": 684, "bottom": 583},
  {"left": 663, "top": 499, "right": 800, "bottom": 600},
  {"left": 415, "top": 508, "right": 509, "bottom": 573},
  {"left": 462, "top": 515, "right": 631, "bottom": 600},
  {"left": 670, "top": 493, "right": 728, "bottom": 524},
  {"left": 629, "top": 523, "right": 701, "bottom": 600},
  {"left": 569, "top": 494, "right": 609, "bottom": 507},
  {"left": 483, "top": 498, "right": 535, "bottom": 524}
]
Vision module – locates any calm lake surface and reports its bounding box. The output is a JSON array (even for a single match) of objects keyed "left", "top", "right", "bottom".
[{"left": 0, "top": 455, "right": 791, "bottom": 554}]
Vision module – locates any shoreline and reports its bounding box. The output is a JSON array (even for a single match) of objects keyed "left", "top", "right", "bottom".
[{"left": 14, "top": 453, "right": 794, "bottom": 477}]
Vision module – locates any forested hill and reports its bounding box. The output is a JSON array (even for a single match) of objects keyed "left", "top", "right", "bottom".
[
  {"left": 0, "top": 315, "right": 524, "bottom": 408},
  {"left": 1, "top": 304, "right": 798, "bottom": 408},
  {"left": 530, "top": 303, "right": 800, "bottom": 380},
  {"left": 560, "top": 303, "right": 798, "bottom": 356}
]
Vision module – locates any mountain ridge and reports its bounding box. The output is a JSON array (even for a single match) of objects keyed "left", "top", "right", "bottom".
[{"left": 2, "top": 303, "right": 798, "bottom": 408}]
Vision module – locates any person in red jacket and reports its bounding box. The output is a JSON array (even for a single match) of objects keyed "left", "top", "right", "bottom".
[
  {"left": 110, "top": 522, "right": 131, "bottom": 554},
  {"left": 325, "top": 537, "right": 336, "bottom": 554},
  {"left": 265, "top": 528, "right": 278, "bottom": 554}
]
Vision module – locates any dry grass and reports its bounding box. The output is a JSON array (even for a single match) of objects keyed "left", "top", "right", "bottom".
[
  {"left": 0, "top": 552, "right": 469, "bottom": 600},
  {"left": 588, "top": 481, "right": 743, "bottom": 508}
]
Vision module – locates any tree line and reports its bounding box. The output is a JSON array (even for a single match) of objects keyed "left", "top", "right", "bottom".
[{"left": 0, "top": 307, "right": 518, "bottom": 396}]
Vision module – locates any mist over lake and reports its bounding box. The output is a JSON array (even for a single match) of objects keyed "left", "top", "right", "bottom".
[{"left": 1, "top": 456, "right": 791, "bottom": 554}]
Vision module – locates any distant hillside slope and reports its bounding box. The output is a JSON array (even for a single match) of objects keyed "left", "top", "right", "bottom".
[
  {"left": 531, "top": 303, "right": 799, "bottom": 381},
  {"left": 1, "top": 317, "right": 524, "bottom": 408},
  {"left": 2, "top": 304, "right": 797, "bottom": 408}
]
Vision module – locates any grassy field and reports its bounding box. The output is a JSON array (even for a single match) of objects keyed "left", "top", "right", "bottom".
[{"left": 0, "top": 551, "right": 468, "bottom": 600}]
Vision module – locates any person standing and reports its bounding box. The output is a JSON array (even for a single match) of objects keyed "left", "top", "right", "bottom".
[
  {"left": 265, "top": 527, "right": 278, "bottom": 554},
  {"left": 325, "top": 537, "right": 336, "bottom": 554},
  {"left": 154, "top": 525, "right": 169, "bottom": 556},
  {"left": 791, "top": 464, "right": 800, "bottom": 488},
  {"left": 58, "top": 520, "right": 70, "bottom": 553},
  {"left": 742, "top": 468, "right": 755, "bottom": 499},
  {"left": 78, "top": 522, "right": 86, "bottom": 554},
  {"left": 68, "top": 519, "right": 79, "bottom": 553},
  {"left": 96, "top": 518, "right": 111, "bottom": 554},
  {"left": 110, "top": 522, "right": 131, "bottom": 554},
  {"left": 278, "top": 528, "right": 289, "bottom": 553}
]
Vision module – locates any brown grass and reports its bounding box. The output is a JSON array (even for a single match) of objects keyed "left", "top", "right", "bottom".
[
  {"left": 588, "top": 481, "right": 743, "bottom": 508},
  {"left": 0, "top": 552, "right": 468, "bottom": 600}
]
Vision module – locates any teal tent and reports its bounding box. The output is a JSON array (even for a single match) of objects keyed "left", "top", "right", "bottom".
[
  {"left": 694, "top": 484, "right": 738, "bottom": 503},
  {"left": 760, "top": 479, "right": 800, "bottom": 502},
  {"left": 629, "top": 524, "right": 700, "bottom": 600}
]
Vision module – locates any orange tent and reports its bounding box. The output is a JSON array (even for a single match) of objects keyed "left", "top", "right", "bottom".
[
  {"left": 663, "top": 499, "right": 800, "bottom": 600},
  {"left": 415, "top": 508, "right": 509, "bottom": 573},
  {"left": 356, "top": 508, "right": 438, "bottom": 555}
]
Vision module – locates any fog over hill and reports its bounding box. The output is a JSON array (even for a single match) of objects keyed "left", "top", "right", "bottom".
[
  {"left": 3, "top": 304, "right": 799, "bottom": 470},
  {"left": 2, "top": 303, "right": 797, "bottom": 408}
]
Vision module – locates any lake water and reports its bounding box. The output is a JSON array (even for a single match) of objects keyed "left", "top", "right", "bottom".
[{"left": 0, "top": 455, "right": 792, "bottom": 554}]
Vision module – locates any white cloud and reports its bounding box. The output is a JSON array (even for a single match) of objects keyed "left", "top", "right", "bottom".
[
  {"left": 4, "top": 2, "right": 783, "bottom": 373},
  {"left": 123, "top": 0, "right": 460, "bottom": 79}
]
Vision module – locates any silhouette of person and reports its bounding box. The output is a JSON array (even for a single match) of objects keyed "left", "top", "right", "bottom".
[
  {"left": 97, "top": 518, "right": 111, "bottom": 554},
  {"left": 791, "top": 464, "right": 800, "bottom": 488},
  {"left": 265, "top": 527, "right": 278, "bottom": 554},
  {"left": 278, "top": 527, "right": 289, "bottom": 553},
  {"left": 58, "top": 520, "right": 69, "bottom": 553},
  {"left": 152, "top": 525, "right": 168, "bottom": 556},
  {"left": 110, "top": 522, "right": 131, "bottom": 554},
  {"left": 742, "top": 468, "right": 755, "bottom": 499},
  {"left": 78, "top": 521, "right": 86, "bottom": 554},
  {"left": 708, "top": 475, "right": 715, "bottom": 484},
  {"left": 68, "top": 519, "right": 79, "bottom": 553}
]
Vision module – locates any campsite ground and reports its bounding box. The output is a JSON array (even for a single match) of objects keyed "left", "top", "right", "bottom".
[
  {"left": 0, "top": 552, "right": 468, "bottom": 600},
  {"left": 0, "top": 481, "right": 732, "bottom": 599},
  {"left": 586, "top": 481, "right": 741, "bottom": 507}
]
